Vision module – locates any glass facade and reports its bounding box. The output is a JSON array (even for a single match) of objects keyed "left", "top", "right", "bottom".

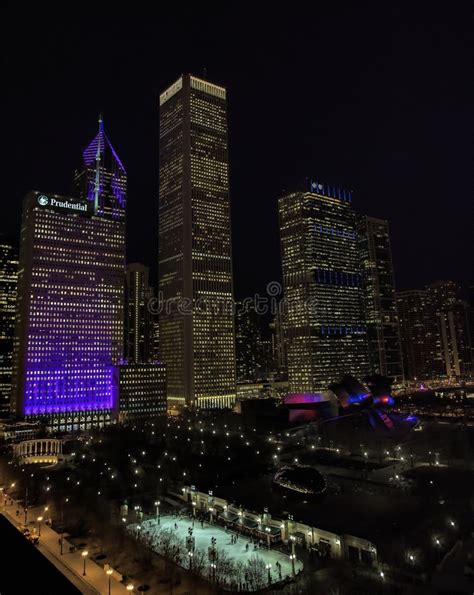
[
  {"left": 158, "top": 74, "right": 236, "bottom": 409},
  {"left": 357, "top": 216, "right": 404, "bottom": 382},
  {"left": 279, "top": 184, "right": 369, "bottom": 393},
  {"left": 0, "top": 237, "right": 18, "bottom": 414}
]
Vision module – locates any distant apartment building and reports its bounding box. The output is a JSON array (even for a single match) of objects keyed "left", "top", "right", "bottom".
[{"left": 357, "top": 216, "right": 403, "bottom": 382}]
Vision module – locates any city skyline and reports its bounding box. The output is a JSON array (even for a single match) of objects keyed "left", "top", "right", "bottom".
[
  {"left": 3, "top": 6, "right": 472, "bottom": 300},
  {"left": 1, "top": 7, "right": 473, "bottom": 594}
]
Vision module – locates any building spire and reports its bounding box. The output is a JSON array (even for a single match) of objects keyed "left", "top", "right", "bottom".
[{"left": 93, "top": 114, "right": 103, "bottom": 213}]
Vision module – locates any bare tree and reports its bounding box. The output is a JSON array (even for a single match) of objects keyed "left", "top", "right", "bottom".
[{"left": 246, "top": 555, "right": 266, "bottom": 590}]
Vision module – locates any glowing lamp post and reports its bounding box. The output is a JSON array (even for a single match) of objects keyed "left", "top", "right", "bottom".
[
  {"left": 266, "top": 563, "right": 272, "bottom": 584},
  {"left": 60, "top": 497, "right": 69, "bottom": 555},
  {"left": 106, "top": 568, "right": 113, "bottom": 595},
  {"left": 155, "top": 500, "right": 160, "bottom": 524},
  {"left": 126, "top": 585, "right": 134, "bottom": 592},
  {"left": 289, "top": 535, "right": 296, "bottom": 575},
  {"left": 37, "top": 516, "right": 43, "bottom": 536},
  {"left": 265, "top": 526, "right": 271, "bottom": 549},
  {"left": 209, "top": 507, "right": 214, "bottom": 524},
  {"left": 188, "top": 550, "right": 194, "bottom": 569},
  {"left": 289, "top": 553, "right": 296, "bottom": 576},
  {"left": 81, "top": 550, "right": 88, "bottom": 575}
]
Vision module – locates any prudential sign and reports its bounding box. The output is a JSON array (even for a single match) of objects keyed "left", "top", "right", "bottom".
[{"left": 36, "top": 194, "right": 88, "bottom": 212}]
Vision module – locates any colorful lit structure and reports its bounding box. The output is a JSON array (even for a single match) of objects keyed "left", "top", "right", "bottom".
[{"left": 12, "top": 118, "right": 126, "bottom": 430}]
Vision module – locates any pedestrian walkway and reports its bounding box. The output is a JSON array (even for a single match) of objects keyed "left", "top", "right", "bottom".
[{"left": 1, "top": 500, "right": 132, "bottom": 594}]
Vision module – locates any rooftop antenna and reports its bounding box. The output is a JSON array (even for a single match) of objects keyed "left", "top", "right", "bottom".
[{"left": 93, "top": 114, "right": 103, "bottom": 213}]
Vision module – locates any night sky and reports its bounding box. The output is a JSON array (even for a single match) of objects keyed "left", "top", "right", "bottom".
[{"left": 4, "top": 4, "right": 472, "bottom": 298}]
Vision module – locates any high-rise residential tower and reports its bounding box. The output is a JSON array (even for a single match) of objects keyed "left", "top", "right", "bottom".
[
  {"left": 158, "top": 74, "right": 236, "bottom": 409},
  {"left": 125, "top": 263, "right": 155, "bottom": 364},
  {"left": 396, "top": 289, "right": 439, "bottom": 380},
  {"left": 357, "top": 216, "right": 404, "bottom": 382},
  {"left": 427, "top": 280, "right": 472, "bottom": 379},
  {"left": 0, "top": 237, "right": 18, "bottom": 415},
  {"left": 12, "top": 119, "right": 126, "bottom": 430},
  {"left": 278, "top": 180, "right": 369, "bottom": 393}
]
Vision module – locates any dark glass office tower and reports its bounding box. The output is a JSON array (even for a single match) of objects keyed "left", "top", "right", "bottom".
[
  {"left": 158, "top": 74, "right": 236, "bottom": 409},
  {"left": 125, "top": 263, "right": 155, "bottom": 364},
  {"left": 357, "top": 216, "right": 404, "bottom": 382},
  {"left": 396, "top": 289, "right": 439, "bottom": 380},
  {"left": 0, "top": 237, "right": 18, "bottom": 415},
  {"left": 278, "top": 180, "right": 369, "bottom": 393}
]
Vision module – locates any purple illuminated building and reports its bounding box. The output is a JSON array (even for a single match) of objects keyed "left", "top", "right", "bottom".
[
  {"left": 74, "top": 115, "right": 126, "bottom": 219},
  {"left": 12, "top": 119, "right": 126, "bottom": 430}
]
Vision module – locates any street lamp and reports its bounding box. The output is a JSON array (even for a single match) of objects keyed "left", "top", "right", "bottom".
[
  {"left": 81, "top": 550, "right": 88, "bottom": 575},
  {"left": 266, "top": 563, "right": 272, "bottom": 584},
  {"left": 37, "top": 516, "right": 43, "bottom": 536},
  {"left": 188, "top": 550, "right": 194, "bottom": 569},
  {"left": 154, "top": 500, "right": 160, "bottom": 524},
  {"left": 265, "top": 526, "right": 271, "bottom": 549},
  {"left": 106, "top": 568, "right": 113, "bottom": 595},
  {"left": 210, "top": 562, "right": 217, "bottom": 581},
  {"left": 289, "top": 553, "right": 296, "bottom": 576},
  {"left": 126, "top": 585, "right": 134, "bottom": 592}
]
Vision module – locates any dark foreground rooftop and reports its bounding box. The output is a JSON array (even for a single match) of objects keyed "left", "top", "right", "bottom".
[{"left": 0, "top": 514, "right": 81, "bottom": 595}]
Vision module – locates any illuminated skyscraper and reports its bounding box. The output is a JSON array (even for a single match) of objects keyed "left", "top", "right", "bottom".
[
  {"left": 118, "top": 362, "right": 167, "bottom": 423},
  {"left": 125, "top": 263, "right": 155, "bottom": 364},
  {"left": 235, "top": 303, "right": 269, "bottom": 383},
  {"left": 427, "top": 281, "right": 472, "bottom": 379},
  {"left": 357, "top": 216, "right": 404, "bottom": 382},
  {"left": 158, "top": 74, "right": 236, "bottom": 409},
  {"left": 12, "top": 119, "right": 126, "bottom": 429},
  {"left": 278, "top": 180, "right": 369, "bottom": 393},
  {"left": 0, "top": 237, "right": 18, "bottom": 414},
  {"left": 74, "top": 115, "right": 126, "bottom": 221},
  {"left": 396, "top": 289, "right": 439, "bottom": 380}
]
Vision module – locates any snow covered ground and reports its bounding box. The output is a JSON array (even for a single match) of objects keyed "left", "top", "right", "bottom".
[{"left": 129, "top": 514, "right": 302, "bottom": 582}]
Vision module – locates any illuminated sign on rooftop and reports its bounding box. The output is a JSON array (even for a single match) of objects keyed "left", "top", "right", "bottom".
[{"left": 36, "top": 194, "right": 89, "bottom": 213}]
